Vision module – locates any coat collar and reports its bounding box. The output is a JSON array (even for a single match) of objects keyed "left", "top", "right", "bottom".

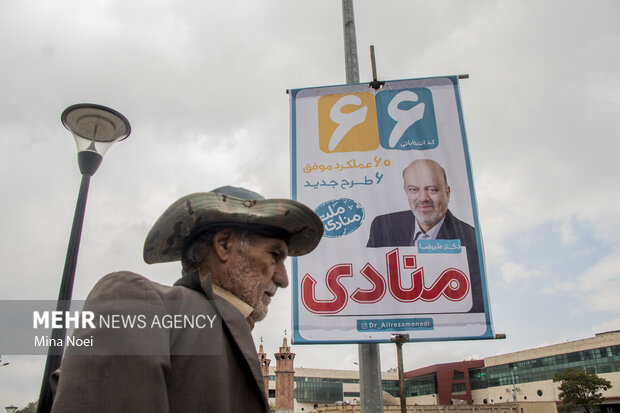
[{"left": 174, "top": 270, "right": 269, "bottom": 410}]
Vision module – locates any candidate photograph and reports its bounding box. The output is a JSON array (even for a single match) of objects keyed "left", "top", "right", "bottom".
[{"left": 366, "top": 158, "right": 484, "bottom": 313}]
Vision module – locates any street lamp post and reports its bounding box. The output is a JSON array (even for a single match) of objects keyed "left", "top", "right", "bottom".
[{"left": 36, "top": 104, "right": 131, "bottom": 413}]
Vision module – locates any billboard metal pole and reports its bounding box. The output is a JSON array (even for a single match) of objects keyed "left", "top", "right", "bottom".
[
  {"left": 358, "top": 344, "right": 384, "bottom": 412},
  {"left": 342, "top": 1, "right": 384, "bottom": 412},
  {"left": 342, "top": 0, "right": 359, "bottom": 84}
]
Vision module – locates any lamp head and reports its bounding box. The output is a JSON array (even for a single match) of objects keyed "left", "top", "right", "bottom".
[
  {"left": 61, "top": 103, "right": 131, "bottom": 175},
  {"left": 5, "top": 406, "right": 18, "bottom": 413}
]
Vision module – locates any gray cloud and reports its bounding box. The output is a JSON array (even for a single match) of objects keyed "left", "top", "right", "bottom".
[{"left": 1, "top": 0, "right": 619, "bottom": 408}]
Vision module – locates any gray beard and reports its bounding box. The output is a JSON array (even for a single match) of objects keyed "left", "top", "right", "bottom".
[
  {"left": 414, "top": 211, "right": 442, "bottom": 229},
  {"left": 230, "top": 251, "right": 274, "bottom": 323}
]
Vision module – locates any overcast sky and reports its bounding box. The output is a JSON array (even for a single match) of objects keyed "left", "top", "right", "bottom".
[{"left": 1, "top": 0, "right": 620, "bottom": 408}]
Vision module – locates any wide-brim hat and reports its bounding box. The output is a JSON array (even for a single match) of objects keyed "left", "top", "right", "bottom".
[{"left": 143, "top": 186, "right": 323, "bottom": 264}]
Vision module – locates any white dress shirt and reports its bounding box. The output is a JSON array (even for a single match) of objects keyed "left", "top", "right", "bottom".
[{"left": 411, "top": 216, "right": 446, "bottom": 245}]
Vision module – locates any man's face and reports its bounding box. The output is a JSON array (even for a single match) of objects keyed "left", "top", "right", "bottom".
[
  {"left": 221, "top": 234, "right": 289, "bottom": 322},
  {"left": 403, "top": 160, "right": 450, "bottom": 232}
]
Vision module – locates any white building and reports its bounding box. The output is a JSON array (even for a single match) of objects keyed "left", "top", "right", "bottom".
[{"left": 262, "top": 331, "right": 620, "bottom": 412}]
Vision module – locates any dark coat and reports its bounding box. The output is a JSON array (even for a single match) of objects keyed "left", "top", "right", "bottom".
[
  {"left": 367, "top": 209, "right": 484, "bottom": 312},
  {"left": 51, "top": 271, "right": 269, "bottom": 413}
]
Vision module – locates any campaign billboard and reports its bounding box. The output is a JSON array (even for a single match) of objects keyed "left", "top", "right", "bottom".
[{"left": 290, "top": 76, "right": 493, "bottom": 343}]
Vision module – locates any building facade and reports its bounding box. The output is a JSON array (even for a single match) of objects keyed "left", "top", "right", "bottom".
[
  {"left": 260, "top": 331, "right": 620, "bottom": 413},
  {"left": 468, "top": 330, "right": 620, "bottom": 411}
]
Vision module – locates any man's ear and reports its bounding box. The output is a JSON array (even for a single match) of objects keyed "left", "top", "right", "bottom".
[{"left": 212, "top": 228, "right": 235, "bottom": 262}]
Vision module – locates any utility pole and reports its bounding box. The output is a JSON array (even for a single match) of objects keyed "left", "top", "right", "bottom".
[
  {"left": 342, "top": 1, "right": 383, "bottom": 412},
  {"left": 391, "top": 335, "right": 409, "bottom": 413}
]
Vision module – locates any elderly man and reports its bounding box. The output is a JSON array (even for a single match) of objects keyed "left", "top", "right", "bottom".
[
  {"left": 51, "top": 186, "right": 323, "bottom": 413},
  {"left": 366, "top": 159, "right": 483, "bottom": 312}
]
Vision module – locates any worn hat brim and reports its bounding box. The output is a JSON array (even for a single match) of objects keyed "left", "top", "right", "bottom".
[{"left": 143, "top": 192, "right": 323, "bottom": 264}]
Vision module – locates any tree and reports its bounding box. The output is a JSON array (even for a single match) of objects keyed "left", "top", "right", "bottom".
[{"left": 553, "top": 368, "right": 612, "bottom": 412}]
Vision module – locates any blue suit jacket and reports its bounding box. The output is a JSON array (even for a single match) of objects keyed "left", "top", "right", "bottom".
[{"left": 367, "top": 209, "right": 484, "bottom": 312}]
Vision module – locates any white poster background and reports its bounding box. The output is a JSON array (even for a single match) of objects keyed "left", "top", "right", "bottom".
[{"left": 290, "top": 76, "right": 493, "bottom": 343}]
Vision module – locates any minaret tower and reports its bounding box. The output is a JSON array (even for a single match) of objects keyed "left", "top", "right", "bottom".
[
  {"left": 274, "top": 331, "right": 295, "bottom": 413},
  {"left": 257, "top": 337, "right": 271, "bottom": 399}
]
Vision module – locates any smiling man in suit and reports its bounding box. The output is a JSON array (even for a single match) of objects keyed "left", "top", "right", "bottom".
[{"left": 367, "top": 159, "right": 483, "bottom": 312}]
